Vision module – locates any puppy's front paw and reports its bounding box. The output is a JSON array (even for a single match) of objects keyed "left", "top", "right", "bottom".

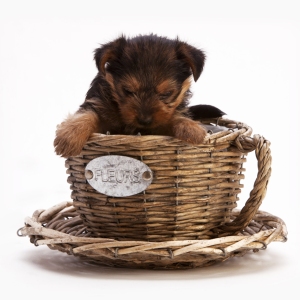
[
  {"left": 54, "top": 111, "right": 99, "bottom": 157},
  {"left": 54, "top": 122, "right": 86, "bottom": 157},
  {"left": 173, "top": 118, "right": 207, "bottom": 145}
]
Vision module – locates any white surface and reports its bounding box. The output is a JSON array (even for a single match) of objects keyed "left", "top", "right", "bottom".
[{"left": 1, "top": 1, "right": 299, "bottom": 299}]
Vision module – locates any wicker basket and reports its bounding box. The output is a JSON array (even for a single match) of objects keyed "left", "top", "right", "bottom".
[{"left": 66, "top": 117, "right": 271, "bottom": 242}]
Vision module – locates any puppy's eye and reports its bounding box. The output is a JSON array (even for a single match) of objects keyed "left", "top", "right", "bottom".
[
  {"left": 159, "top": 92, "right": 172, "bottom": 100},
  {"left": 123, "top": 88, "right": 136, "bottom": 97}
]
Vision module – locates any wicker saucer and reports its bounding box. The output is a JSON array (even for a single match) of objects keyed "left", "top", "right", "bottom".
[{"left": 17, "top": 201, "right": 287, "bottom": 269}]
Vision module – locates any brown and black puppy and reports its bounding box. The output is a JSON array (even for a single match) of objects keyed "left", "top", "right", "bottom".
[{"left": 54, "top": 34, "right": 209, "bottom": 157}]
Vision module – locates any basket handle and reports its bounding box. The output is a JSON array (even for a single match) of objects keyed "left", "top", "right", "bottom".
[{"left": 217, "top": 134, "right": 272, "bottom": 236}]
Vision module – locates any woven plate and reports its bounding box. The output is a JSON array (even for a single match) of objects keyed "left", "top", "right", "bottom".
[{"left": 17, "top": 201, "right": 287, "bottom": 270}]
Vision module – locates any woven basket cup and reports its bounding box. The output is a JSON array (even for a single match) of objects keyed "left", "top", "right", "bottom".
[{"left": 66, "top": 117, "right": 271, "bottom": 242}]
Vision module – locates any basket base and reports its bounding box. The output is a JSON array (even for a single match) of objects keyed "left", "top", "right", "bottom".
[
  {"left": 18, "top": 201, "right": 287, "bottom": 270},
  {"left": 70, "top": 254, "right": 229, "bottom": 270}
]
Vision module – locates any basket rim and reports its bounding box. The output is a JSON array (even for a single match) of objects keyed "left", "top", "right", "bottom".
[{"left": 84, "top": 117, "right": 253, "bottom": 147}]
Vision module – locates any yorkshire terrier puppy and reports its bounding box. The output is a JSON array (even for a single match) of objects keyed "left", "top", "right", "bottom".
[{"left": 54, "top": 34, "right": 211, "bottom": 157}]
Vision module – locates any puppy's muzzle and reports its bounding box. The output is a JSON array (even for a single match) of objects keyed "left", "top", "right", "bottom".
[{"left": 137, "top": 115, "right": 153, "bottom": 127}]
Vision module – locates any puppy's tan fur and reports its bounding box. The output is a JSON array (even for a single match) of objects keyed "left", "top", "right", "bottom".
[{"left": 54, "top": 35, "right": 207, "bottom": 157}]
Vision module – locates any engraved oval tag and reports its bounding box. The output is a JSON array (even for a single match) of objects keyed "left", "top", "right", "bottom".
[{"left": 85, "top": 155, "right": 153, "bottom": 197}]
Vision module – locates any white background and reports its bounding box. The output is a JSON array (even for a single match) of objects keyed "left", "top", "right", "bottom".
[{"left": 1, "top": 1, "right": 299, "bottom": 299}]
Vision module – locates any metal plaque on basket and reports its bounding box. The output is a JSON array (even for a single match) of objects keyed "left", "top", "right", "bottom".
[{"left": 85, "top": 155, "right": 153, "bottom": 197}]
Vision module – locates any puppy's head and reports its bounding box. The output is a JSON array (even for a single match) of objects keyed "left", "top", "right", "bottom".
[{"left": 94, "top": 34, "right": 206, "bottom": 129}]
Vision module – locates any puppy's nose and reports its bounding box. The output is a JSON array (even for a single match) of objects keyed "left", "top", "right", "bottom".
[{"left": 137, "top": 116, "right": 153, "bottom": 126}]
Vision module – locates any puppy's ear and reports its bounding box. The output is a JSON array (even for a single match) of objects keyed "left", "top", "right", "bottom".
[
  {"left": 94, "top": 36, "right": 127, "bottom": 74},
  {"left": 176, "top": 41, "right": 206, "bottom": 82}
]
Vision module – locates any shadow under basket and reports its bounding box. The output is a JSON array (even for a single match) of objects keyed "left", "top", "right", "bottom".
[{"left": 66, "top": 117, "right": 272, "bottom": 241}]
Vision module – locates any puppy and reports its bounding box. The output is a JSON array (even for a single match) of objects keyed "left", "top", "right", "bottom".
[{"left": 54, "top": 34, "right": 209, "bottom": 157}]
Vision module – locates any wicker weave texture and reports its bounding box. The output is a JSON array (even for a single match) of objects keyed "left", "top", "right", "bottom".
[
  {"left": 18, "top": 201, "right": 287, "bottom": 270},
  {"left": 66, "top": 118, "right": 270, "bottom": 241}
]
